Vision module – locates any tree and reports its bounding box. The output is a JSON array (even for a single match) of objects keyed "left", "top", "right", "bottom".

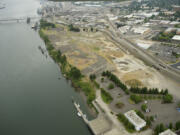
[
  {"left": 69, "top": 67, "right": 81, "bottom": 80},
  {"left": 130, "top": 94, "right": 143, "bottom": 104},
  {"left": 163, "top": 94, "right": 173, "bottom": 103},
  {"left": 101, "top": 77, "right": 104, "bottom": 82},
  {"left": 168, "top": 123, "right": 173, "bottom": 129},
  {"left": 89, "top": 74, "right": 96, "bottom": 81},
  {"left": 141, "top": 104, "right": 147, "bottom": 112},
  {"left": 176, "top": 121, "right": 180, "bottom": 130}
]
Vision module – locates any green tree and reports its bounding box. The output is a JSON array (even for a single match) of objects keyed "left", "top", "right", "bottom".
[
  {"left": 69, "top": 67, "right": 82, "bottom": 80},
  {"left": 141, "top": 104, "right": 147, "bottom": 112},
  {"left": 163, "top": 94, "right": 173, "bottom": 103}
]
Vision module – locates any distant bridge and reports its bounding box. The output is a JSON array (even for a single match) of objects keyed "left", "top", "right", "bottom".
[{"left": 0, "top": 16, "right": 41, "bottom": 22}]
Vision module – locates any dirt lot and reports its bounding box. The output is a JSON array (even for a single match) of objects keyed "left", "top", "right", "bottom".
[{"left": 43, "top": 24, "right": 176, "bottom": 90}]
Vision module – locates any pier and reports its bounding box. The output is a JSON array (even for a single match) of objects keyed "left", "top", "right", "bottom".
[{"left": 73, "top": 101, "right": 112, "bottom": 135}]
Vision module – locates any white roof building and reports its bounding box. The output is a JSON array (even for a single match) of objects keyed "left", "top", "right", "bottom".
[
  {"left": 159, "top": 129, "right": 177, "bottom": 135},
  {"left": 131, "top": 27, "right": 150, "bottom": 34},
  {"left": 124, "top": 110, "right": 146, "bottom": 131},
  {"left": 172, "top": 35, "right": 180, "bottom": 41},
  {"left": 118, "top": 26, "right": 131, "bottom": 34}
]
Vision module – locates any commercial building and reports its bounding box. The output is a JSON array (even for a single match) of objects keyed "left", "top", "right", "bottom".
[
  {"left": 172, "top": 35, "right": 180, "bottom": 41},
  {"left": 159, "top": 129, "right": 177, "bottom": 135},
  {"left": 131, "top": 27, "right": 150, "bottom": 35},
  {"left": 173, "top": 5, "right": 180, "bottom": 12},
  {"left": 124, "top": 110, "right": 146, "bottom": 131}
]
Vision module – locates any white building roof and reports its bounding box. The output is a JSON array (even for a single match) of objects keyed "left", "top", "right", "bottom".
[
  {"left": 159, "top": 129, "right": 177, "bottom": 135},
  {"left": 124, "top": 110, "right": 146, "bottom": 131},
  {"left": 131, "top": 27, "right": 150, "bottom": 34},
  {"left": 172, "top": 35, "right": 180, "bottom": 41}
]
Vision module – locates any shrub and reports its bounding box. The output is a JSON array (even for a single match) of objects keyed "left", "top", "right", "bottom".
[
  {"left": 163, "top": 94, "right": 173, "bottom": 103},
  {"left": 101, "top": 77, "right": 104, "bottom": 82},
  {"left": 101, "top": 89, "right": 113, "bottom": 104},
  {"left": 130, "top": 94, "right": 143, "bottom": 104},
  {"left": 108, "top": 83, "right": 114, "bottom": 90},
  {"left": 68, "top": 24, "right": 80, "bottom": 32},
  {"left": 115, "top": 102, "right": 124, "bottom": 109},
  {"left": 40, "top": 19, "right": 56, "bottom": 29},
  {"left": 141, "top": 104, "right": 147, "bottom": 112}
]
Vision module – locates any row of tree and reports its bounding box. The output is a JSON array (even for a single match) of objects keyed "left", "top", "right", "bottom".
[
  {"left": 154, "top": 121, "right": 180, "bottom": 135},
  {"left": 102, "top": 71, "right": 127, "bottom": 92},
  {"left": 129, "top": 87, "right": 169, "bottom": 95},
  {"left": 40, "top": 19, "right": 56, "bottom": 29}
]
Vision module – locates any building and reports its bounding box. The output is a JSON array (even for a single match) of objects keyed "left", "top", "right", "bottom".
[
  {"left": 131, "top": 27, "right": 150, "bottom": 35},
  {"left": 173, "top": 5, "right": 180, "bottom": 12},
  {"left": 172, "top": 35, "right": 180, "bottom": 41},
  {"left": 159, "top": 129, "right": 177, "bottom": 135},
  {"left": 124, "top": 110, "right": 146, "bottom": 131}
]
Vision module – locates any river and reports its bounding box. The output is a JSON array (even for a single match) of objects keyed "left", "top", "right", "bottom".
[{"left": 0, "top": 0, "right": 92, "bottom": 135}]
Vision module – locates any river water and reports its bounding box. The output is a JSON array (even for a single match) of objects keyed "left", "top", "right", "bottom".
[{"left": 0, "top": 0, "right": 92, "bottom": 135}]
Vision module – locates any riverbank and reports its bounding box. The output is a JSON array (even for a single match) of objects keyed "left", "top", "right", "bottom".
[{"left": 39, "top": 19, "right": 98, "bottom": 116}]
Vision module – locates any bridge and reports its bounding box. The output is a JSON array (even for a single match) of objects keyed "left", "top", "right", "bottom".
[{"left": 0, "top": 16, "right": 41, "bottom": 22}]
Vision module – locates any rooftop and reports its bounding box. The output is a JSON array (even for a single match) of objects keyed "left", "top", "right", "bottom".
[
  {"left": 159, "top": 129, "right": 177, "bottom": 135},
  {"left": 172, "top": 35, "right": 180, "bottom": 41},
  {"left": 124, "top": 110, "right": 146, "bottom": 129}
]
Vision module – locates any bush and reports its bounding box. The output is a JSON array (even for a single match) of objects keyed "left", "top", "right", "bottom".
[
  {"left": 163, "top": 94, "right": 173, "bottom": 103},
  {"left": 68, "top": 24, "right": 80, "bottom": 32},
  {"left": 73, "top": 80, "right": 95, "bottom": 105},
  {"left": 40, "top": 19, "right": 56, "bottom": 29},
  {"left": 108, "top": 83, "right": 114, "bottom": 90},
  {"left": 177, "top": 101, "right": 180, "bottom": 108},
  {"left": 130, "top": 94, "right": 143, "bottom": 104},
  {"left": 115, "top": 102, "right": 124, "bottom": 109},
  {"left": 101, "top": 89, "right": 113, "bottom": 104},
  {"left": 101, "top": 77, "right": 104, "bottom": 82},
  {"left": 141, "top": 104, "right": 147, "bottom": 112}
]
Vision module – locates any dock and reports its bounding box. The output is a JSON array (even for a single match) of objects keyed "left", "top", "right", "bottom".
[{"left": 73, "top": 101, "right": 112, "bottom": 135}]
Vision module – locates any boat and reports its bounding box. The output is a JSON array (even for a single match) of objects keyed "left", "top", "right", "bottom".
[{"left": 77, "top": 112, "right": 82, "bottom": 117}]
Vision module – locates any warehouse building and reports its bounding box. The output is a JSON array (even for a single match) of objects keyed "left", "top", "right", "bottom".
[
  {"left": 124, "top": 110, "right": 146, "bottom": 131},
  {"left": 159, "top": 129, "right": 177, "bottom": 135}
]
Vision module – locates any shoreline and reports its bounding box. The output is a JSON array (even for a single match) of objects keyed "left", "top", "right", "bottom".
[{"left": 39, "top": 25, "right": 98, "bottom": 118}]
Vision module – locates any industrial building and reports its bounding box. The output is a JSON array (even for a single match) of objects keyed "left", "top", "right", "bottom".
[
  {"left": 159, "top": 129, "right": 177, "bottom": 135},
  {"left": 172, "top": 35, "right": 180, "bottom": 41},
  {"left": 124, "top": 110, "right": 146, "bottom": 131}
]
